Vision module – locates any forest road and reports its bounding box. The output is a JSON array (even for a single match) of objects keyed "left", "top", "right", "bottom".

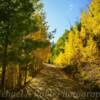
[
  {"left": 1, "top": 63, "right": 81, "bottom": 100},
  {"left": 15, "top": 63, "right": 81, "bottom": 100}
]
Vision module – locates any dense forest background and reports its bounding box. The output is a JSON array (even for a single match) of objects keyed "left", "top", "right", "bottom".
[{"left": 0, "top": 0, "right": 100, "bottom": 100}]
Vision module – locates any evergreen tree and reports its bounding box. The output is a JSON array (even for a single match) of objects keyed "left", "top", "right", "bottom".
[{"left": 0, "top": 0, "right": 41, "bottom": 89}]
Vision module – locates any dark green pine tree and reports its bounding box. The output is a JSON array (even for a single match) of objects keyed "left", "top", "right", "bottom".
[{"left": 0, "top": 0, "right": 41, "bottom": 89}]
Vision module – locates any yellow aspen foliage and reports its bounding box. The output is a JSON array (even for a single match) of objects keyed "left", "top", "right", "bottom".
[
  {"left": 54, "top": 31, "right": 75, "bottom": 65},
  {"left": 81, "top": 37, "right": 98, "bottom": 64},
  {"left": 54, "top": 52, "right": 65, "bottom": 66},
  {"left": 33, "top": 46, "right": 51, "bottom": 62},
  {"left": 81, "top": 0, "right": 100, "bottom": 36},
  {"left": 80, "top": 27, "right": 87, "bottom": 38},
  {"left": 32, "top": 31, "right": 47, "bottom": 41}
]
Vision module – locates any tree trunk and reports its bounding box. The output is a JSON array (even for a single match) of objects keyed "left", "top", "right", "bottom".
[
  {"left": 24, "top": 51, "right": 28, "bottom": 85},
  {"left": 24, "top": 66, "right": 27, "bottom": 85},
  {"left": 1, "top": 33, "right": 8, "bottom": 90},
  {"left": 1, "top": 63, "right": 7, "bottom": 90},
  {"left": 18, "top": 64, "right": 22, "bottom": 88}
]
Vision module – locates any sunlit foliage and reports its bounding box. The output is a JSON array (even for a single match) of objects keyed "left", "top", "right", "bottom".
[{"left": 52, "top": 0, "right": 100, "bottom": 89}]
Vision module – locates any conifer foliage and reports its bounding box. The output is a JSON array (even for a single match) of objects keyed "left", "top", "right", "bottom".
[{"left": 0, "top": 0, "right": 50, "bottom": 90}]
